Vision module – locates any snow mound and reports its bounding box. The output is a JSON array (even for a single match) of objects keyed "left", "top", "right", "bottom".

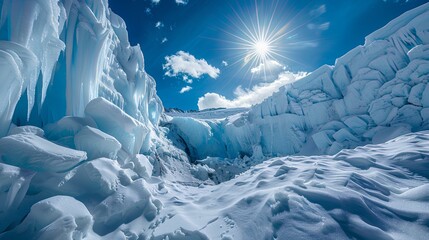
[
  {"left": 38, "top": 158, "right": 124, "bottom": 199},
  {"left": 85, "top": 97, "right": 149, "bottom": 155},
  {"left": 74, "top": 126, "right": 121, "bottom": 160},
  {"left": 44, "top": 116, "right": 96, "bottom": 141},
  {"left": 8, "top": 125, "right": 44, "bottom": 137},
  {"left": 0, "top": 196, "right": 93, "bottom": 240},
  {"left": 93, "top": 179, "right": 160, "bottom": 235},
  {"left": 0, "top": 133, "right": 86, "bottom": 172}
]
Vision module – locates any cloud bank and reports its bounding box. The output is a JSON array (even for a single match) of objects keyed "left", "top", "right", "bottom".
[
  {"left": 198, "top": 71, "right": 307, "bottom": 110},
  {"left": 163, "top": 51, "right": 220, "bottom": 79}
]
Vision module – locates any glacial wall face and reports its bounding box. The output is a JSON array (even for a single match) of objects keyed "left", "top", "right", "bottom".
[
  {"left": 0, "top": 0, "right": 163, "bottom": 138},
  {"left": 168, "top": 2, "right": 429, "bottom": 159},
  {"left": 0, "top": 1, "right": 169, "bottom": 238}
]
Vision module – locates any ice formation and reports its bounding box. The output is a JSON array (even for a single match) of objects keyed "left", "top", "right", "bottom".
[
  {"left": 0, "top": 0, "right": 162, "bottom": 140},
  {"left": 0, "top": 0, "right": 428, "bottom": 239}
]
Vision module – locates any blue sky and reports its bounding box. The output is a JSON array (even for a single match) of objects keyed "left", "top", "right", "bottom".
[{"left": 109, "top": 0, "right": 429, "bottom": 110}]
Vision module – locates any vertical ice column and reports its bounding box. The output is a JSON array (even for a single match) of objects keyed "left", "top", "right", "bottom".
[
  {"left": 65, "top": 1, "right": 110, "bottom": 117},
  {"left": 0, "top": 0, "right": 65, "bottom": 121},
  {"left": 0, "top": 49, "right": 24, "bottom": 136}
]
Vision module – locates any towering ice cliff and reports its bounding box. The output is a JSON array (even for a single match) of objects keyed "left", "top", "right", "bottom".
[
  {"left": 0, "top": 1, "right": 169, "bottom": 238},
  {"left": 0, "top": 0, "right": 162, "bottom": 142},
  {"left": 167, "top": 2, "right": 429, "bottom": 160}
]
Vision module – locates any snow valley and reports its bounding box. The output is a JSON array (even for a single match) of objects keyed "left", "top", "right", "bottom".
[{"left": 0, "top": 1, "right": 428, "bottom": 240}]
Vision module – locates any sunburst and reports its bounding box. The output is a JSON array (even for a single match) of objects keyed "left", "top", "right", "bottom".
[
  {"left": 223, "top": 1, "right": 298, "bottom": 73},
  {"left": 211, "top": 0, "right": 316, "bottom": 86}
]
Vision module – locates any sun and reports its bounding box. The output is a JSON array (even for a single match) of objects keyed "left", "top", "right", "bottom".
[
  {"left": 223, "top": 2, "right": 289, "bottom": 69},
  {"left": 221, "top": 0, "right": 313, "bottom": 77},
  {"left": 254, "top": 40, "right": 270, "bottom": 58},
  {"left": 241, "top": 31, "right": 277, "bottom": 67}
]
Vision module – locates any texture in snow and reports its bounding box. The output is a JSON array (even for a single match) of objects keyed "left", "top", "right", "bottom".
[{"left": 0, "top": 0, "right": 428, "bottom": 239}]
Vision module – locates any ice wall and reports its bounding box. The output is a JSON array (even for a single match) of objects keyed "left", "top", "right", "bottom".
[
  {"left": 0, "top": 0, "right": 163, "bottom": 142},
  {"left": 0, "top": 2, "right": 169, "bottom": 236},
  {"left": 168, "top": 2, "right": 429, "bottom": 159}
]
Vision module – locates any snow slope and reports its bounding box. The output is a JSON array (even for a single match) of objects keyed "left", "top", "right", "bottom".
[
  {"left": 148, "top": 131, "right": 429, "bottom": 240},
  {"left": 0, "top": 0, "right": 428, "bottom": 239},
  {"left": 167, "top": 2, "right": 429, "bottom": 161}
]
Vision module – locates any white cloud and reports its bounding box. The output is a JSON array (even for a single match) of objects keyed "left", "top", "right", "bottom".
[
  {"left": 319, "top": 22, "right": 330, "bottom": 31},
  {"left": 250, "top": 60, "right": 287, "bottom": 82},
  {"left": 308, "top": 5, "right": 329, "bottom": 32},
  {"left": 163, "top": 51, "right": 220, "bottom": 79},
  {"left": 155, "top": 21, "right": 164, "bottom": 29},
  {"left": 152, "top": 0, "right": 160, "bottom": 4},
  {"left": 182, "top": 75, "right": 193, "bottom": 84},
  {"left": 197, "top": 71, "right": 307, "bottom": 110},
  {"left": 179, "top": 86, "right": 192, "bottom": 94},
  {"left": 161, "top": 37, "right": 168, "bottom": 43},
  {"left": 307, "top": 22, "right": 330, "bottom": 31},
  {"left": 222, "top": 60, "right": 228, "bottom": 67},
  {"left": 251, "top": 60, "right": 284, "bottom": 74}
]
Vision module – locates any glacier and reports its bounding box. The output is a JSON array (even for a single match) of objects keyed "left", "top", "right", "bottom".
[
  {"left": 167, "top": 2, "right": 429, "bottom": 162},
  {"left": 0, "top": 0, "right": 428, "bottom": 239}
]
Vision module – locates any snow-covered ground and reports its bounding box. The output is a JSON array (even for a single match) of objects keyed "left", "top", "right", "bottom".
[
  {"left": 1, "top": 128, "right": 428, "bottom": 239},
  {"left": 0, "top": 0, "right": 428, "bottom": 239},
  {"left": 148, "top": 131, "right": 429, "bottom": 240}
]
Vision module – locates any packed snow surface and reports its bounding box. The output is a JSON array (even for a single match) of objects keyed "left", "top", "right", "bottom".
[
  {"left": 149, "top": 132, "right": 429, "bottom": 240},
  {"left": 0, "top": 133, "right": 87, "bottom": 172},
  {"left": 0, "top": 0, "right": 428, "bottom": 239}
]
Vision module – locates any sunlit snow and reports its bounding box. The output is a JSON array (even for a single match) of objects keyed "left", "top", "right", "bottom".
[{"left": 0, "top": 0, "right": 428, "bottom": 239}]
